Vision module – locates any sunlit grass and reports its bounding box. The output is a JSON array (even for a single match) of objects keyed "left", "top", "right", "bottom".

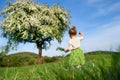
[{"left": 0, "top": 52, "right": 120, "bottom": 80}]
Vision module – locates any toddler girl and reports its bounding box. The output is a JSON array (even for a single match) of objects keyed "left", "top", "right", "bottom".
[{"left": 64, "top": 26, "right": 85, "bottom": 67}]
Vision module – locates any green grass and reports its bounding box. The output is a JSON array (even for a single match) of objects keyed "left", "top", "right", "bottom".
[
  {"left": 0, "top": 51, "right": 120, "bottom": 80},
  {"left": 0, "top": 52, "right": 61, "bottom": 67}
]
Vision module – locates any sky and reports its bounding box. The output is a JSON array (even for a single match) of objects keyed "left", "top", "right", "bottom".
[{"left": 0, "top": 0, "right": 120, "bottom": 56}]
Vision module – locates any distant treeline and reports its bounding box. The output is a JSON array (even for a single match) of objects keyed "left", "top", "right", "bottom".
[
  {"left": 0, "top": 51, "right": 119, "bottom": 67},
  {"left": 0, "top": 52, "right": 62, "bottom": 67},
  {"left": 86, "top": 51, "right": 120, "bottom": 55}
]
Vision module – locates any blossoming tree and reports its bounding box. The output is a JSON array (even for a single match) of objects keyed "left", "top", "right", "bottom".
[{"left": 0, "top": 0, "right": 70, "bottom": 64}]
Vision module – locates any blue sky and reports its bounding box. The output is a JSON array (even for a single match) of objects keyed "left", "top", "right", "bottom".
[{"left": 0, "top": 0, "right": 120, "bottom": 56}]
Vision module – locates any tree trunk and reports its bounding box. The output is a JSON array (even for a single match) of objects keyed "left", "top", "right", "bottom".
[{"left": 37, "top": 44, "right": 43, "bottom": 64}]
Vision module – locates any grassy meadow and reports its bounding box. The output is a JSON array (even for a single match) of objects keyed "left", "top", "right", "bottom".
[{"left": 0, "top": 51, "right": 120, "bottom": 80}]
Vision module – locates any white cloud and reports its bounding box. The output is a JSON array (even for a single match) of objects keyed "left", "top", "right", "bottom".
[
  {"left": 82, "top": 16, "right": 120, "bottom": 52},
  {"left": 91, "top": 2, "right": 120, "bottom": 17}
]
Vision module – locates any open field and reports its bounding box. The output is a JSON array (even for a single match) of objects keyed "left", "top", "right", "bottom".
[{"left": 0, "top": 51, "right": 120, "bottom": 80}]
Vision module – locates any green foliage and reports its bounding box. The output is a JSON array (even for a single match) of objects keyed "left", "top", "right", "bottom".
[
  {"left": 0, "top": 0, "right": 70, "bottom": 53},
  {"left": 0, "top": 52, "right": 62, "bottom": 67},
  {"left": 0, "top": 52, "right": 38, "bottom": 67},
  {"left": 0, "top": 51, "right": 120, "bottom": 80},
  {"left": 43, "top": 56, "right": 61, "bottom": 63},
  {"left": 56, "top": 47, "right": 64, "bottom": 51}
]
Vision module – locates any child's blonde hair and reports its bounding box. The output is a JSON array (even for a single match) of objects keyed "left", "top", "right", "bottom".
[{"left": 69, "top": 26, "right": 77, "bottom": 37}]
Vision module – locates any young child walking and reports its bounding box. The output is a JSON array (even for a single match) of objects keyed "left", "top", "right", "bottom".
[{"left": 64, "top": 26, "right": 85, "bottom": 68}]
